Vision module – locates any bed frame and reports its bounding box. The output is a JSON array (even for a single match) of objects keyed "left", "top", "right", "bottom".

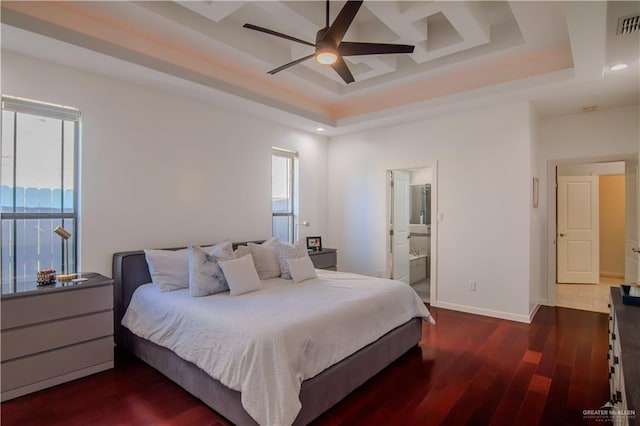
[{"left": 113, "top": 244, "right": 423, "bottom": 425}]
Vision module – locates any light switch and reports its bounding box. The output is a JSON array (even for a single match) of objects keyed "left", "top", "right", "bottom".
[{"left": 437, "top": 212, "right": 444, "bottom": 221}]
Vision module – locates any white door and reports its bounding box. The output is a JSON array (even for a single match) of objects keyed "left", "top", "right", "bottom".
[
  {"left": 625, "top": 161, "right": 638, "bottom": 284},
  {"left": 557, "top": 176, "right": 599, "bottom": 284},
  {"left": 392, "top": 170, "right": 410, "bottom": 283}
]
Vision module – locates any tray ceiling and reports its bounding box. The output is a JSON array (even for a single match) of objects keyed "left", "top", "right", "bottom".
[{"left": 1, "top": 1, "right": 638, "bottom": 134}]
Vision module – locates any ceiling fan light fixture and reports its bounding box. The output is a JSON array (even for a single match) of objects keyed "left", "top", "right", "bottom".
[{"left": 316, "top": 49, "right": 337, "bottom": 65}]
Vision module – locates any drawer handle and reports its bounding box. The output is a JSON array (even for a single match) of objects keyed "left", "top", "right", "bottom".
[
  {"left": 609, "top": 316, "right": 613, "bottom": 321},
  {"left": 609, "top": 372, "right": 613, "bottom": 379},
  {"left": 616, "top": 390, "right": 622, "bottom": 401},
  {"left": 614, "top": 356, "right": 619, "bottom": 365},
  {"left": 610, "top": 366, "right": 615, "bottom": 374},
  {"left": 609, "top": 344, "right": 613, "bottom": 351},
  {"left": 607, "top": 353, "right": 611, "bottom": 360},
  {"left": 612, "top": 333, "right": 616, "bottom": 340},
  {"left": 608, "top": 303, "right": 611, "bottom": 308}
]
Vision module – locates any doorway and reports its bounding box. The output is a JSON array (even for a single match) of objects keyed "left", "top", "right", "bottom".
[
  {"left": 554, "top": 161, "right": 630, "bottom": 312},
  {"left": 387, "top": 164, "right": 437, "bottom": 304}
]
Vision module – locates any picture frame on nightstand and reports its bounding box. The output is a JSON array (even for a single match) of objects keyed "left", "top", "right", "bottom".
[{"left": 306, "top": 236, "right": 322, "bottom": 252}]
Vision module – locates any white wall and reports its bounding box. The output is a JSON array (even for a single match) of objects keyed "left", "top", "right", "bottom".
[
  {"left": 1, "top": 50, "right": 329, "bottom": 276},
  {"left": 529, "top": 106, "right": 543, "bottom": 316},
  {"left": 538, "top": 105, "right": 639, "bottom": 303},
  {"left": 539, "top": 106, "right": 639, "bottom": 161},
  {"left": 410, "top": 168, "right": 432, "bottom": 185},
  {"left": 328, "top": 102, "right": 534, "bottom": 321},
  {"left": 557, "top": 161, "right": 625, "bottom": 176}
]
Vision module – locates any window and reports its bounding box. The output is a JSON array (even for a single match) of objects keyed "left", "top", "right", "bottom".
[
  {"left": 271, "top": 148, "right": 298, "bottom": 243},
  {"left": 1, "top": 96, "right": 80, "bottom": 292}
]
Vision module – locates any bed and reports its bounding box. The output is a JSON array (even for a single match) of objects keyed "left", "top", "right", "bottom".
[{"left": 113, "top": 243, "right": 433, "bottom": 425}]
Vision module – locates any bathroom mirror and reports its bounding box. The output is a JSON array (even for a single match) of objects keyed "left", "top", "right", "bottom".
[{"left": 410, "top": 184, "right": 431, "bottom": 225}]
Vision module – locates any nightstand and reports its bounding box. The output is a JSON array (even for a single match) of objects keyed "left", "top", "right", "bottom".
[
  {"left": 309, "top": 248, "right": 337, "bottom": 271},
  {"left": 1, "top": 273, "right": 114, "bottom": 401}
]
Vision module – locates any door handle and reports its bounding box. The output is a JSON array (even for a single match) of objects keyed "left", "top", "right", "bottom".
[
  {"left": 633, "top": 247, "right": 640, "bottom": 254},
  {"left": 558, "top": 233, "right": 566, "bottom": 237}
]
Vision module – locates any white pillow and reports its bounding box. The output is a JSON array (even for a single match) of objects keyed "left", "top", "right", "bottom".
[
  {"left": 273, "top": 239, "right": 308, "bottom": 279},
  {"left": 219, "top": 255, "right": 262, "bottom": 296},
  {"left": 233, "top": 245, "right": 251, "bottom": 259},
  {"left": 144, "top": 248, "right": 189, "bottom": 291},
  {"left": 248, "top": 240, "right": 281, "bottom": 279},
  {"left": 188, "top": 245, "right": 232, "bottom": 297},
  {"left": 144, "top": 241, "right": 233, "bottom": 292},
  {"left": 208, "top": 240, "right": 234, "bottom": 258},
  {"left": 286, "top": 255, "right": 318, "bottom": 283}
]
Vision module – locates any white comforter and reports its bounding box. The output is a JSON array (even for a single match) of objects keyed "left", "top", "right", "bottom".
[{"left": 121, "top": 270, "right": 434, "bottom": 426}]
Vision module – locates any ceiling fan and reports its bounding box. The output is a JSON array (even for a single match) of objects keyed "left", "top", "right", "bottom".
[{"left": 243, "top": 0, "right": 415, "bottom": 84}]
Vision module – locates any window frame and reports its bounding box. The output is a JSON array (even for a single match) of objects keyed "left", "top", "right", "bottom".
[
  {"left": 1, "top": 95, "right": 81, "bottom": 291},
  {"left": 271, "top": 147, "right": 298, "bottom": 243}
]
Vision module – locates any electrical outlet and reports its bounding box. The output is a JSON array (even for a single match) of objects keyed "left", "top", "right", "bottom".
[{"left": 468, "top": 281, "right": 476, "bottom": 291}]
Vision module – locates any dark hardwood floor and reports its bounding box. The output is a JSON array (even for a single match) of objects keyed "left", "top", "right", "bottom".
[{"left": 1, "top": 306, "right": 609, "bottom": 426}]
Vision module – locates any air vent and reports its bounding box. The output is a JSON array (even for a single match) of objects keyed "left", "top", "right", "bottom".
[{"left": 617, "top": 14, "right": 640, "bottom": 35}]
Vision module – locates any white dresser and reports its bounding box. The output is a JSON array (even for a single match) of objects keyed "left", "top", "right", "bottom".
[{"left": 1, "top": 273, "right": 114, "bottom": 401}]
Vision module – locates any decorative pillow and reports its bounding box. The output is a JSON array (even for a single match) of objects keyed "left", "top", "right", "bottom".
[
  {"left": 188, "top": 244, "right": 232, "bottom": 297},
  {"left": 208, "top": 240, "right": 234, "bottom": 259},
  {"left": 144, "top": 248, "right": 189, "bottom": 291},
  {"left": 287, "top": 255, "right": 317, "bottom": 283},
  {"left": 219, "top": 255, "right": 262, "bottom": 296},
  {"left": 273, "top": 239, "right": 308, "bottom": 279},
  {"left": 248, "top": 240, "right": 281, "bottom": 279},
  {"left": 144, "top": 241, "right": 233, "bottom": 293},
  {"left": 233, "top": 245, "right": 251, "bottom": 259}
]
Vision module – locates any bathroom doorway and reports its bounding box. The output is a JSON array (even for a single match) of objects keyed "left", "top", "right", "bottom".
[{"left": 387, "top": 165, "right": 437, "bottom": 303}]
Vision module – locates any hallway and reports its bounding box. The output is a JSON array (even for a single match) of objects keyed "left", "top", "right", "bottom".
[{"left": 555, "top": 275, "right": 624, "bottom": 313}]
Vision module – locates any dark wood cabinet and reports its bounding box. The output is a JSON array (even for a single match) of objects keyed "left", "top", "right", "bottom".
[
  {"left": 608, "top": 288, "right": 639, "bottom": 426},
  {"left": 309, "top": 248, "right": 337, "bottom": 271}
]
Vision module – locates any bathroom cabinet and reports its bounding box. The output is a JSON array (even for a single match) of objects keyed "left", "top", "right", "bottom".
[{"left": 410, "top": 256, "right": 427, "bottom": 284}]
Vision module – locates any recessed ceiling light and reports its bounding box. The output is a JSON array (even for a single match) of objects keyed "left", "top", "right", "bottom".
[
  {"left": 316, "top": 127, "right": 325, "bottom": 132},
  {"left": 582, "top": 105, "right": 598, "bottom": 113},
  {"left": 610, "top": 63, "right": 628, "bottom": 71}
]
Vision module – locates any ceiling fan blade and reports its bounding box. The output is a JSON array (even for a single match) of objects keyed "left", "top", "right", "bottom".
[
  {"left": 331, "top": 56, "right": 355, "bottom": 84},
  {"left": 338, "top": 42, "right": 415, "bottom": 56},
  {"left": 324, "top": 0, "right": 363, "bottom": 46},
  {"left": 243, "top": 24, "right": 316, "bottom": 47},
  {"left": 268, "top": 54, "right": 315, "bottom": 74}
]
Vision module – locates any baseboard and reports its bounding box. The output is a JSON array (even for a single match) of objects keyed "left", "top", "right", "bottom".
[
  {"left": 601, "top": 272, "right": 624, "bottom": 279},
  {"left": 431, "top": 300, "right": 532, "bottom": 323},
  {"left": 529, "top": 303, "right": 541, "bottom": 322}
]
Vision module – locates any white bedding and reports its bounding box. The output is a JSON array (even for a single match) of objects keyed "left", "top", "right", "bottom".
[{"left": 121, "top": 270, "right": 434, "bottom": 426}]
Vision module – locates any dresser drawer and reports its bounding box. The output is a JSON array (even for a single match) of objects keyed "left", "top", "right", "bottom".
[
  {"left": 1, "top": 311, "right": 113, "bottom": 362},
  {"left": 1, "top": 336, "right": 113, "bottom": 392},
  {"left": 1, "top": 285, "right": 113, "bottom": 330}
]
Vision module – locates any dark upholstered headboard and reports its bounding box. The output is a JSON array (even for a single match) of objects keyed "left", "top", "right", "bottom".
[{"left": 112, "top": 241, "right": 264, "bottom": 346}]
